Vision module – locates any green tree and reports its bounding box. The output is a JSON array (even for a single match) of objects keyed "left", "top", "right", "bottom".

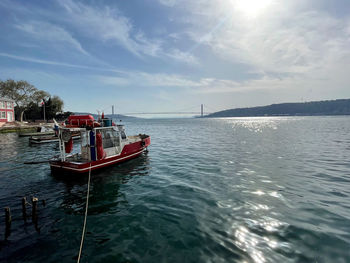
[
  {"left": 51, "top": 95, "right": 64, "bottom": 114},
  {"left": 33, "top": 90, "right": 50, "bottom": 104},
  {"left": 0, "top": 79, "right": 64, "bottom": 122},
  {"left": 43, "top": 96, "right": 64, "bottom": 120},
  {"left": 0, "top": 79, "right": 37, "bottom": 122}
]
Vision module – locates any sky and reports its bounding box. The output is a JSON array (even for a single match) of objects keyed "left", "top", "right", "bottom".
[{"left": 0, "top": 0, "right": 350, "bottom": 117}]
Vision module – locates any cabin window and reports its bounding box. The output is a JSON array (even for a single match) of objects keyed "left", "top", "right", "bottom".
[
  {"left": 81, "top": 131, "right": 88, "bottom": 146},
  {"left": 1, "top": 111, "right": 6, "bottom": 118},
  {"left": 111, "top": 129, "right": 120, "bottom": 146},
  {"left": 121, "top": 130, "right": 126, "bottom": 140},
  {"left": 101, "top": 129, "right": 120, "bottom": 148},
  {"left": 0, "top": 102, "right": 4, "bottom": 109}
]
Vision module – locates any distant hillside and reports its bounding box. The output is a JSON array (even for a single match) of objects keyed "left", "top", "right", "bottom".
[
  {"left": 74, "top": 112, "right": 138, "bottom": 120},
  {"left": 206, "top": 99, "right": 350, "bottom": 118}
]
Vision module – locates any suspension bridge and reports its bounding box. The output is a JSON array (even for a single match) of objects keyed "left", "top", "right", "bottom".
[{"left": 116, "top": 104, "right": 218, "bottom": 117}]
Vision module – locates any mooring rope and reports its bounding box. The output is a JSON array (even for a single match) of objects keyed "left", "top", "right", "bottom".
[{"left": 77, "top": 164, "right": 92, "bottom": 263}]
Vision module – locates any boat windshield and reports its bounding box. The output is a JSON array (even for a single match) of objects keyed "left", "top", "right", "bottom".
[
  {"left": 117, "top": 125, "right": 127, "bottom": 139},
  {"left": 81, "top": 131, "right": 88, "bottom": 146},
  {"left": 100, "top": 128, "right": 120, "bottom": 148}
]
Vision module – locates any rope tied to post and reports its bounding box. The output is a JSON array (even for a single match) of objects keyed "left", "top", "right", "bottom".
[{"left": 77, "top": 164, "right": 92, "bottom": 263}]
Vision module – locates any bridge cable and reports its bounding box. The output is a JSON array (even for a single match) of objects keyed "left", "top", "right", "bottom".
[{"left": 77, "top": 164, "right": 92, "bottom": 263}]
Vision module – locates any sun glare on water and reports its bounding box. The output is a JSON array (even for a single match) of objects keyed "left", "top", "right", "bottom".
[{"left": 233, "top": 0, "right": 273, "bottom": 17}]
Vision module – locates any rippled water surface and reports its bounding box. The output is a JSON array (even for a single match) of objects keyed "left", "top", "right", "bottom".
[{"left": 0, "top": 116, "right": 350, "bottom": 262}]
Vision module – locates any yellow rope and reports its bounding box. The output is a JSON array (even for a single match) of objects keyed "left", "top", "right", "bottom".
[{"left": 77, "top": 164, "right": 92, "bottom": 263}]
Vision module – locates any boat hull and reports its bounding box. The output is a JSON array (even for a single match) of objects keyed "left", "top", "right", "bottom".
[{"left": 50, "top": 136, "right": 150, "bottom": 174}]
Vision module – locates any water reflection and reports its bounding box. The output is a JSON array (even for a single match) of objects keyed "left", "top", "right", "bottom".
[
  {"left": 222, "top": 117, "right": 295, "bottom": 133},
  {"left": 57, "top": 154, "right": 150, "bottom": 216},
  {"left": 234, "top": 226, "right": 265, "bottom": 263}
]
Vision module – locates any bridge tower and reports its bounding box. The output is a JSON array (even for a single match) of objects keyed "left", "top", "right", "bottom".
[{"left": 201, "top": 104, "right": 203, "bottom": 117}]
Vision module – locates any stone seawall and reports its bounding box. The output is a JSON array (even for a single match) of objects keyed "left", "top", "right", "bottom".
[{"left": 0, "top": 122, "right": 49, "bottom": 133}]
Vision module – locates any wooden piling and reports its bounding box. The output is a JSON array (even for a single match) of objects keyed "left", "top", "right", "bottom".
[
  {"left": 5, "top": 207, "right": 11, "bottom": 226},
  {"left": 5, "top": 207, "right": 11, "bottom": 239},
  {"left": 32, "top": 197, "right": 38, "bottom": 222},
  {"left": 22, "top": 197, "right": 27, "bottom": 221}
]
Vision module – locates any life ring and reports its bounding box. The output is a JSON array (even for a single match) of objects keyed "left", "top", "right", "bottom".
[{"left": 62, "top": 130, "right": 72, "bottom": 142}]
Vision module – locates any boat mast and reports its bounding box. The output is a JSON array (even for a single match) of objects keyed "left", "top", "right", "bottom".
[{"left": 112, "top": 105, "right": 115, "bottom": 122}]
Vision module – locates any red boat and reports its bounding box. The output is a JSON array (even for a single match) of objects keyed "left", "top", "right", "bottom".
[{"left": 49, "top": 115, "right": 150, "bottom": 174}]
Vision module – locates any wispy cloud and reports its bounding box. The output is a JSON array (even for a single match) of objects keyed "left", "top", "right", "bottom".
[
  {"left": 57, "top": 0, "right": 196, "bottom": 64},
  {"left": 178, "top": 1, "right": 350, "bottom": 74},
  {"left": 98, "top": 71, "right": 286, "bottom": 94},
  {"left": 59, "top": 0, "right": 142, "bottom": 56},
  {"left": 99, "top": 72, "right": 199, "bottom": 88},
  {"left": 14, "top": 21, "right": 89, "bottom": 55},
  {"left": 0, "top": 53, "right": 120, "bottom": 72},
  {"left": 1, "top": 0, "right": 196, "bottom": 65},
  {"left": 159, "top": 0, "right": 350, "bottom": 100},
  {"left": 158, "top": 0, "right": 177, "bottom": 7}
]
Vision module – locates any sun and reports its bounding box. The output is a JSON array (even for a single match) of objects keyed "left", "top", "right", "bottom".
[{"left": 233, "top": 0, "right": 273, "bottom": 17}]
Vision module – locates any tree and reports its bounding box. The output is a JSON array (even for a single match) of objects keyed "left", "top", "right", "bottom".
[
  {"left": 0, "top": 79, "right": 37, "bottom": 122},
  {"left": 51, "top": 95, "right": 64, "bottom": 114},
  {"left": 0, "top": 79, "right": 65, "bottom": 122},
  {"left": 33, "top": 90, "right": 50, "bottom": 104},
  {"left": 44, "top": 96, "right": 64, "bottom": 120}
]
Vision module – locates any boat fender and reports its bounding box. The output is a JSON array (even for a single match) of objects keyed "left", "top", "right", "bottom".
[{"left": 65, "top": 138, "right": 73, "bottom": 153}]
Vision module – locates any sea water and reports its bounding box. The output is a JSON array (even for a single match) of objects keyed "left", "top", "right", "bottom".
[{"left": 0, "top": 116, "right": 349, "bottom": 262}]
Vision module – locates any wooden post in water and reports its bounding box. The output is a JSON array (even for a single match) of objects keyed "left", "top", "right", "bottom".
[
  {"left": 22, "top": 197, "right": 27, "bottom": 221},
  {"left": 5, "top": 207, "right": 11, "bottom": 239},
  {"left": 32, "top": 197, "right": 38, "bottom": 222}
]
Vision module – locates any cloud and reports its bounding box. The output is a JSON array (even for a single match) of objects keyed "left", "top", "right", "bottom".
[
  {"left": 2, "top": 0, "right": 197, "bottom": 64},
  {"left": 14, "top": 21, "right": 89, "bottom": 55},
  {"left": 166, "top": 49, "right": 198, "bottom": 64},
  {"left": 179, "top": 1, "right": 350, "bottom": 74},
  {"left": 0, "top": 53, "right": 120, "bottom": 72},
  {"left": 57, "top": 0, "right": 196, "bottom": 64},
  {"left": 59, "top": 0, "right": 142, "bottom": 56},
  {"left": 98, "top": 71, "right": 286, "bottom": 94},
  {"left": 99, "top": 72, "right": 199, "bottom": 88},
  {"left": 159, "top": 0, "right": 350, "bottom": 100},
  {"left": 158, "top": 0, "right": 177, "bottom": 7}
]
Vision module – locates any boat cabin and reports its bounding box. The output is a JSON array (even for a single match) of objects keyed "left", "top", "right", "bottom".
[{"left": 59, "top": 125, "right": 132, "bottom": 162}]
